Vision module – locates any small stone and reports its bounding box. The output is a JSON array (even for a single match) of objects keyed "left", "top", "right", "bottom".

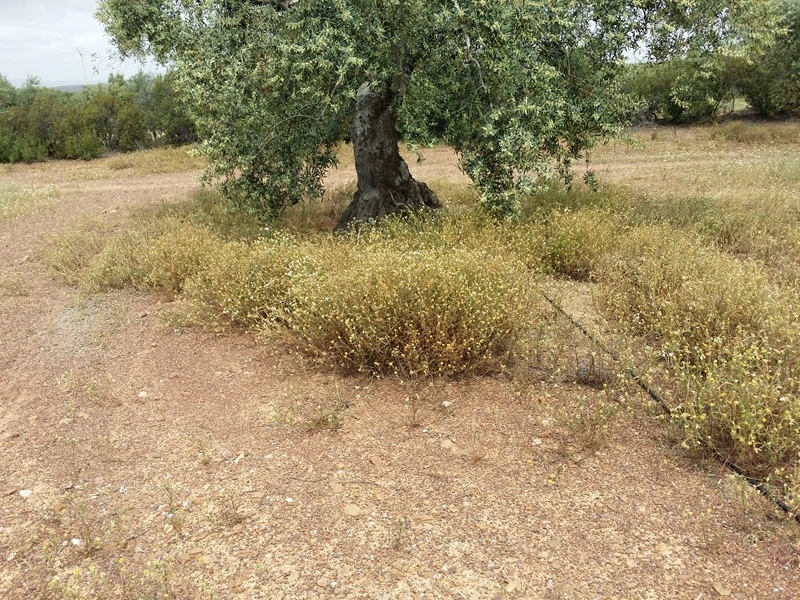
[
  {"left": 138, "top": 391, "right": 148, "bottom": 399},
  {"left": 19, "top": 489, "right": 32, "bottom": 498},
  {"left": 712, "top": 582, "right": 732, "bottom": 596},
  {"left": 369, "top": 455, "right": 382, "bottom": 466},
  {"left": 344, "top": 504, "right": 362, "bottom": 517},
  {"left": 316, "top": 578, "right": 329, "bottom": 588},
  {"left": 4, "top": 487, "right": 18, "bottom": 496}
]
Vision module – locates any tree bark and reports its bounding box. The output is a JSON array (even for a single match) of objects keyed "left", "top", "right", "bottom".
[{"left": 335, "top": 82, "right": 441, "bottom": 231}]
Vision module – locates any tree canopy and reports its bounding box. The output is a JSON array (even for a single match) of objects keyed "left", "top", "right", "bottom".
[{"left": 97, "top": 0, "right": 778, "bottom": 224}]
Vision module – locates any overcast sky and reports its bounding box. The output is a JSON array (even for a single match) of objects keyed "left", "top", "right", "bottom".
[{"left": 0, "top": 0, "right": 161, "bottom": 86}]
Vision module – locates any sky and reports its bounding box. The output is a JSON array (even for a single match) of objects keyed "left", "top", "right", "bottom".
[{"left": 0, "top": 0, "right": 162, "bottom": 87}]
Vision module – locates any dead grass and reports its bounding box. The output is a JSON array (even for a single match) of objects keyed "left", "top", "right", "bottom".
[
  {"left": 0, "top": 183, "right": 59, "bottom": 221},
  {"left": 104, "top": 146, "right": 206, "bottom": 174}
]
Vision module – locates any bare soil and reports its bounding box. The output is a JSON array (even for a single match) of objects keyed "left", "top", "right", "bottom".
[{"left": 1, "top": 155, "right": 798, "bottom": 599}]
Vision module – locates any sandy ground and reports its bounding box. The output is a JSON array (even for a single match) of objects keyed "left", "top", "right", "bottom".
[{"left": 0, "top": 153, "right": 798, "bottom": 599}]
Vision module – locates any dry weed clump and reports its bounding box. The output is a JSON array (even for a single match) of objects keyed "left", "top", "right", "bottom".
[
  {"left": 288, "top": 239, "right": 536, "bottom": 377},
  {"left": 598, "top": 226, "right": 800, "bottom": 506},
  {"left": 49, "top": 211, "right": 540, "bottom": 378},
  {"left": 537, "top": 208, "right": 621, "bottom": 280},
  {"left": 182, "top": 234, "right": 331, "bottom": 328}
]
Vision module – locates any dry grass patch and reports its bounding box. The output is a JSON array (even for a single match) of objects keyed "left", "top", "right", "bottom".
[
  {"left": 104, "top": 146, "right": 206, "bottom": 174},
  {"left": 0, "top": 183, "right": 59, "bottom": 221},
  {"left": 597, "top": 226, "right": 800, "bottom": 507}
]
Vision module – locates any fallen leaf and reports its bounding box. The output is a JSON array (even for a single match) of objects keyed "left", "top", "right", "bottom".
[
  {"left": 440, "top": 439, "right": 454, "bottom": 449},
  {"left": 713, "top": 582, "right": 732, "bottom": 596},
  {"left": 4, "top": 487, "right": 18, "bottom": 496},
  {"left": 329, "top": 482, "right": 344, "bottom": 493},
  {"left": 177, "top": 553, "right": 192, "bottom": 565},
  {"left": 344, "top": 504, "right": 362, "bottom": 517}
]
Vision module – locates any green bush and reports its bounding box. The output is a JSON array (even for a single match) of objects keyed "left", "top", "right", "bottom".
[
  {"left": 64, "top": 131, "right": 105, "bottom": 160},
  {"left": 622, "top": 58, "right": 735, "bottom": 124},
  {"left": 738, "top": 0, "right": 800, "bottom": 118}
]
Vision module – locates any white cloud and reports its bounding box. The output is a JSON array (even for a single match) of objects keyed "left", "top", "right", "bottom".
[{"left": 0, "top": 0, "right": 161, "bottom": 85}]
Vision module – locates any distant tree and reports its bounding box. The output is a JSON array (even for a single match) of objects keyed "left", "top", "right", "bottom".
[
  {"left": 127, "top": 71, "right": 196, "bottom": 146},
  {"left": 150, "top": 72, "right": 197, "bottom": 145},
  {"left": 739, "top": 0, "right": 800, "bottom": 117},
  {"left": 0, "top": 74, "right": 15, "bottom": 110},
  {"left": 623, "top": 56, "right": 741, "bottom": 124},
  {"left": 84, "top": 74, "right": 149, "bottom": 151}
]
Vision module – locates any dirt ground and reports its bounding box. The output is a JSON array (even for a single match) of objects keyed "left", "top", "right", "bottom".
[{"left": 1, "top": 154, "right": 799, "bottom": 599}]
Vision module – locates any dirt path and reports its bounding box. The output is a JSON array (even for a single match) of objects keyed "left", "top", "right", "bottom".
[{"left": 0, "top": 157, "right": 798, "bottom": 599}]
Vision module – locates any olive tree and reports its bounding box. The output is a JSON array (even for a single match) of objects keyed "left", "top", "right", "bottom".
[{"left": 97, "top": 0, "right": 776, "bottom": 228}]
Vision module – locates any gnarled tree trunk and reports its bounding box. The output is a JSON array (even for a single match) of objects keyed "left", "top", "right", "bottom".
[{"left": 335, "top": 82, "right": 441, "bottom": 231}]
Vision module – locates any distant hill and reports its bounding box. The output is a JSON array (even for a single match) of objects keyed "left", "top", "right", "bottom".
[{"left": 52, "top": 84, "right": 87, "bottom": 93}]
